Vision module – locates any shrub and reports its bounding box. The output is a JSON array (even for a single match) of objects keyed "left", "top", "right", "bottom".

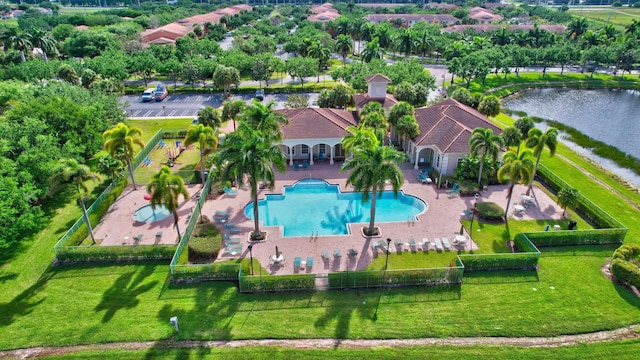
[
  {"left": 188, "top": 221, "right": 221, "bottom": 263},
  {"left": 611, "top": 258, "right": 640, "bottom": 287},
  {"left": 612, "top": 243, "right": 640, "bottom": 260},
  {"left": 476, "top": 202, "right": 505, "bottom": 221}
]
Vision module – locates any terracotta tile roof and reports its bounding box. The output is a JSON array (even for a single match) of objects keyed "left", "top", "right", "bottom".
[
  {"left": 441, "top": 24, "right": 566, "bottom": 34},
  {"left": 413, "top": 98, "right": 501, "bottom": 153},
  {"left": 425, "top": 3, "right": 460, "bottom": 10},
  {"left": 365, "top": 74, "right": 392, "bottom": 83},
  {"left": 277, "top": 108, "right": 359, "bottom": 140},
  {"left": 353, "top": 93, "right": 398, "bottom": 110},
  {"left": 308, "top": 11, "right": 340, "bottom": 22},
  {"left": 366, "top": 14, "right": 458, "bottom": 24}
]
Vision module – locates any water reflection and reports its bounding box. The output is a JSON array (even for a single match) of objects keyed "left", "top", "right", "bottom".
[{"left": 503, "top": 88, "right": 640, "bottom": 158}]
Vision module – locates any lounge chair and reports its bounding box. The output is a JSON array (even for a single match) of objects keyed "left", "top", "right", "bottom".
[
  {"left": 434, "top": 238, "right": 443, "bottom": 251},
  {"left": 347, "top": 248, "right": 358, "bottom": 257},
  {"left": 224, "top": 234, "right": 241, "bottom": 244},
  {"left": 418, "top": 175, "right": 432, "bottom": 184},
  {"left": 223, "top": 186, "right": 238, "bottom": 197},
  {"left": 224, "top": 224, "right": 242, "bottom": 233},
  {"left": 302, "top": 159, "right": 308, "bottom": 169},
  {"left": 333, "top": 249, "right": 342, "bottom": 258},
  {"left": 214, "top": 210, "right": 230, "bottom": 217},
  {"left": 409, "top": 238, "right": 417, "bottom": 248},
  {"left": 307, "top": 256, "right": 314, "bottom": 268},
  {"left": 155, "top": 231, "right": 163, "bottom": 240},
  {"left": 294, "top": 256, "right": 301, "bottom": 267},
  {"left": 322, "top": 251, "right": 331, "bottom": 262},
  {"left": 421, "top": 238, "right": 429, "bottom": 251},
  {"left": 395, "top": 239, "right": 404, "bottom": 247},
  {"left": 446, "top": 184, "right": 460, "bottom": 194},
  {"left": 133, "top": 234, "right": 143, "bottom": 242},
  {"left": 372, "top": 241, "right": 379, "bottom": 252},
  {"left": 222, "top": 244, "right": 242, "bottom": 255},
  {"left": 380, "top": 241, "right": 389, "bottom": 253},
  {"left": 441, "top": 237, "right": 451, "bottom": 250}
]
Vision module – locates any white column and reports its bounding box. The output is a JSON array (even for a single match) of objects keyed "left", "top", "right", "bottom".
[
  {"left": 330, "top": 145, "right": 334, "bottom": 165},
  {"left": 289, "top": 145, "right": 293, "bottom": 166},
  {"left": 309, "top": 144, "right": 314, "bottom": 166},
  {"left": 414, "top": 146, "right": 420, "bottom": 170}
]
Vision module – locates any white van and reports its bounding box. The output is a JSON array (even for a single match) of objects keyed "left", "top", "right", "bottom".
[{"left": 141, "top": 88, "right": 156, "bottom": 102}]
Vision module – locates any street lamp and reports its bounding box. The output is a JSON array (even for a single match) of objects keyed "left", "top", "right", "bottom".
[
  {"left": 248, "top": 244, "right": 254, "bottom": 276},
  {"left": 470, "top": 193, "right": 480, "bottom": 233},
  {"left": 195, "top": 194, "right": 202, "bottom": 224},
  {"left": 384, "top": 237, "right": 392, "bottom": 270}
]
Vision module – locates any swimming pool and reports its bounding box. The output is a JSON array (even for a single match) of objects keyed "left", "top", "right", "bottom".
[
  {"left": 133, "top": 204, "right": 171, "bottom": 223},
  {"left": 244, "top": 179, "right": 427, "bottom": 237}
]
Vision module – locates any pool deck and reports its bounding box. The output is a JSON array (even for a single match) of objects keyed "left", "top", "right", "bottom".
[{"left": 209, "top": 161, "right": 563, "bottom": 275}]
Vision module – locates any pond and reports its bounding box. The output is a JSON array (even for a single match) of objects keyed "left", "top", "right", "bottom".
[{"left": 502, "top": 88, "right": 640, "bottom": 159}]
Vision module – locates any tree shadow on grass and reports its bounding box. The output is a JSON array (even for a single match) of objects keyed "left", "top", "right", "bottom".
[
  {"left": 94, "top": 265, "right": 158, "bottom": 323},
  {"left": 464, "top": 270, "right": 539, "bottom": 285},
  {"left": 0, "top": 268, "right": 52, "bottom": 326}
]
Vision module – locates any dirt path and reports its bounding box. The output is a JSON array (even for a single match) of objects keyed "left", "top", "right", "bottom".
[{"left": 3, "top": 325, "right": 640, "bottom": 359}]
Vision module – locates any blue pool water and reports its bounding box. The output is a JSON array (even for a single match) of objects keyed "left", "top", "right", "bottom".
[
  {"left": 244, "top": 179, "right": 427, "bottom": 237},
  {"left": 133, "top": 204, "right": 171, "bottom": 223}
]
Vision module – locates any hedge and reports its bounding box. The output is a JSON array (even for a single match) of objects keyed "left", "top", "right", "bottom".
[
  {"left": 327, "top": 268, "right": 463, "bottom": 289},
  {"left": 171, "top": 263, "right": 241, "bottom": 283},
  {"left": 458, "top": 253, "right": 539, "bottom": 272},
  {"left": 525, "top": 229, "right": 625, "bottom": 247},
  {"left": 610, "top": 244, "right": 640, "bottom": 287},
  {"left": 239, "top": 273, "right": 316, "bottom": 293},
  {"left": 55, "top": 244, "right": 176, "bottom": 263}
]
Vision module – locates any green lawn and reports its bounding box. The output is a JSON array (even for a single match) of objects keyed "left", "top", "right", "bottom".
[{"left": 568, "top": 8, "right": 640, "bottom": 26}]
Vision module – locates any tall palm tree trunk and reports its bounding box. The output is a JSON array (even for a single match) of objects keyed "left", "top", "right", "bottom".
[
  {"left": 527, "top": 154, "right": 542, "bottom": 196},
  {"left": 368, "top": 185, "right": 378, "bottom": 234},
  {"left": 251, "top": 179, "right": 261, "bottom": 238},
  {"left": 199, "top": 149, "right": 206, "bottom": 186},
  {"left": 79, "top": 197, "right": 96, "bottom": 244},
  {"left": 174, "top": 211, "right": 182, "bottom": 239},
  {"left": 504, "top": 184, "right": 515, "bottom": 222},
  {"left": 127, "top": 158, "right": 138, "bottom": 190},
  {"left": 476, "top": 161, "right": 485, "bottom": 189}
]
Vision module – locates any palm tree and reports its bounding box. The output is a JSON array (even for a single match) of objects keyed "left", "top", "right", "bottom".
[
  {"left": 497, "top": 149, "right": 535, "bottom": 219},
  {"left": 469, "top": 127, "right": 504, "bottom": 189},
  {"left": 360, "top": 37, "right": 385, "bottom": 63},
  {"left": 335, "top": 34, "right": 353, "bottom": 65},
  {"left": 0, "top": 26, "right": 32, "bottom": 62},
  {"left": 395, "top": 115, "right": 419, "bottom": 151},
  {"left": 525, "top": 127, "right": 558, "bottom": 194},
  {"left": 307, "top": 41, "right": 331, "bottom": 83},
  {"left": 349, "top": 17, "right": 364, "bottom": 54},
  {"left": 196, "top": 106, "right": 222, "bottom": 128},
  {"left": 414, "top": 29, "right": 433, "bottom": 61},
  {"left": 557, "top": 187, "right": 579, "bottom": 217},
  {"left": 375, "top": 23, "right": 393, "bottom": 51},
  {"left": 102, "top": 123, "right": 145, "bottom": 190},
  {"left": 388, "top": 101, "right": 414, "bottom": 141},
  {"left": 342, "top": 124, "right": 379, "bottom": 154},
  {"left": 147, "top": 166, "right": 190, "bottom": 239},
  {"left": 27, "top": 28, "right": 57, "bottom": 62},
  {"left": 184, "top": 124, "right": 219, "bottom": 187},
  {"left": 49, "top": 158, "right": 101, "bottom": 244},
  {"left": 341, "top": 137, "right": 405, "bottom": 236},
  {"left": 217, "top": 122, "right": 287, "bottom": 241},
  {"left": 501, "top": 126, "right": 522, "bottom": 152},
  {"left": 238, "top": 100, "right": 288, "bottom": 141},
  {"left": 221, "top": 100, "right": 245, "bottom": 132},
  {"left": 566, "top": 17, "right": 589, "bottom": 43},
  {"left": 396, "top": 28, "right": 415, "bottom": 59}
]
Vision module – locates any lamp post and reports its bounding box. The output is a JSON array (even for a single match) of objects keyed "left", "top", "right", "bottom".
[
  {"left": 195, "top": 194, "right": 202, "bottom": 224},
  {"left": 384, "top": 237, "right": 392, "bottom": 270},
  {"left": 470, "top": 193, "right": 480, "bottom": 233},
  {"left": 248, "top": 244, "right": 254, "bottom": 276}
]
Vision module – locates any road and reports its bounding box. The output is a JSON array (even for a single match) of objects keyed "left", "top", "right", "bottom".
[{"left": 121, "top": 92, "right": 320, "bottom": 118}]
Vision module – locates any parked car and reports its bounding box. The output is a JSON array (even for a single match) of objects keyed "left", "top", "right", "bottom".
[
  {"left": 255, "top": 89, "right": 264, "bottom": 101},
  {"left": 154, "top": 84, "right": 168, "bottom": 101},
  {"left": 141, "top": 88, "right": 156, "bottom": 102}
]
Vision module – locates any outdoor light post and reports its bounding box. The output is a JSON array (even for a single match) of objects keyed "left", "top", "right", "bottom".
[
  {"left": 470, "top": 193, "right": 480, "bottom": 233},
  {"left": 384, "top": 237, "right": 392, "bottom": 270},
  {"left": 195, "top": 194, "right": 202, "bottom": 224},
  {"left": 248, "top": 244, "right": 254, "bottom": 276}
]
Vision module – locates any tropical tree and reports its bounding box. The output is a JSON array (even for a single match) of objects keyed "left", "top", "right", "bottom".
[
  {"left": 514, "top": 117, "right": 535, "bottom": 140},
  {"left": 27, "top": 28, "right": 57, "bottom": 62},
  {"left": 184, "top": 124, "right": 219, "bottom": 186},
  {"left": 0, "top": 26, "right": 32, "bottom": 62},
  {"left": 307, "top": 41, "right": 331, "bottom": 83},
  {"left": 469, "top": 127, "right": 504, "bottom": 189},
  {"left": 341, "top": 136, "right": 405, "bottom": 236},
  {"left": 388, "top": 101, "right": 414, "bottom": 140},
  {"left": 497, "top": 149, "right": 535, "bottom": 219},
  {"left": 213, "top": 65, "right": 240, "bottom": 97},
  {"left": 239, "top": 100, "right": 288, "bottom": 141},
  {"left": 566, "top": 17, "right": 589, "bottom": 43},
  {"left": 49, "top": 158, "right": 101, "bottom": 244},
  {"left": 501, "top": 126, "right": 522, "bottom": 152},
  {"left": 102, "top": 123, "right": 145, "bottom": 190},
  {"left": 477, "top": 95, "right": 501, "bottom": 117},
  {"left": 359, "top": 101, "right": 385, "bottom": 118},
  {"left": 414, "top": 29, "right": 434, "bottom": 61},
  {"left": 217, "top": 121, "right": 287, "bottom": 241},
  {"left": 221, "top": 100, "right": 245, "bottom": 131},
  {"left": 196, "top": 106, "right": 222, "bottom": 128},
  {"left": 557, "top": 187, "right": 579, "bottom": 217},
  {"left": 396, "top": 28, "right": 415, "bottom": 58},
  {"left": 335, "top": 34, "right": 353, "bottom": 65},
  {"left": 361, "top": 37, "right": 385, "bottom": 63},
  {"left": 525, "top": 127, "right": 558, "bottom": 194},
  {"left": 147, "top": 166, "right": 190, "bottom": 239},
  {"left": 342, "top": 123, "right": 379, "bottom": 154},
  {"left": 395, "top": 115, "right": 419, "bottom": 150}
]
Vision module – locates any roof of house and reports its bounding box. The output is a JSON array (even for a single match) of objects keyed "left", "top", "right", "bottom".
[
  {"left": 308, "top": 10, "right": 340, "bottom": 22},
  {"left": 352, "top": 93, "right": 398, "bottom": 109},
  {"left": 365, "top": 74, "right": 392, "bottom": 83},
  {"left": 484, "top": 2, "right": 513, "bottom": 9},
  {"left": 441, "top": 24, "right": 566, "bottom": 34},
  {"left": 141, "top": 22, "right": 193, "bottom": 41},
  {"left": 277, "top": 108, "right": 359, "bottom": 140},
  {"left": 468, "top": 7, "right": 503, "bottom": 22},
  {"left": 424, "top": 3, "right": 460, "bottom": 10},
  {"left": 413, "top": 98, "right": 501, "bottom": 153},
  {"left": 310, "top": 3, "right": 335, "bottom": 13},
  {"left": 366, "top": 14, "right": 458, "bottom": 23}
]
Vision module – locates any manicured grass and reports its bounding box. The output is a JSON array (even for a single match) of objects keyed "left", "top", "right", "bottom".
[
  {"left": 128, "top": 119, "right": 192, "bottom": 143},
  {"left": 59, "top": 7, "right": 104, "bottom": 15},
  {"left": 33, "top": 339, "right": 640, "bottom": 359},
  {"left": 568, "top": 8, "right": 640, "bottom": 26}
]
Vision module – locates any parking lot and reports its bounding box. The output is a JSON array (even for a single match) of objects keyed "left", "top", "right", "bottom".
[{"left": 120, "top": 92, "right": 319, "bottom": 118}]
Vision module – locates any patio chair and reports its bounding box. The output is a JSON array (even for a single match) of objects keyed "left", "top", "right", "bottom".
[
  {"left": 225, "top": 224, "right": 242, "bottom": 233},
  {"left": 224, "top": 233, "right": 241, "bottom": 242},
  {"left": 214, "top": 210, "right": 230, "bottom": 218},
  {"left": 409, "top": 238, "right": 417, "bottom": 248},
  {"left": 155, "top": 231, "right": 163, "bottom": 240},
  {"left": 418, "top": 175, "right": 432, "bottom": 184},
  {"left": 307, "top": 256, "right": 314, "bottom": 268},
  {"left": 371, "top": 241, "right": 379, "bottom": 252},
  {"left": 333, "top": 249, "right": 342, "bottom": 258},
  {"left": 446, "top": 184, "right": 460, "bottom": 194},
  {"left": 434, "top": 238, "right": 443, "bottom": 251},
  {"left": 133, "top": 234, "right": 143, "bottom": 242},
  {"left": 294, "top": 256, "right": 301, "bottom": 267},
  {"left": 322, "top": 250, "right": 331, "bottom": 262},
  {"left": 294, "top": 161, "right": 300, "bottom": 171},
  {"left": 395, "top": 239, "right": 404, "bottom": 247},
  {"left": 441, "top": 237, "right": 451, "bottom": 251},
  {"left": 223, "top": 186, "right": 238, "bottom": 197},
  {"left": 347, "top": 248, "right": 358, "bottom": 257},
  {"left": 222, "top": 244, "right": 242, "bottom": 255},
  {"left": 302, "top": 159, "right": 308, "bottom": 169},
  {"left": 380, "top": 241, "right": 389, "bottom": 253},
  {"left": 421, "top": 238, "right": 429, "bottom": 251}
]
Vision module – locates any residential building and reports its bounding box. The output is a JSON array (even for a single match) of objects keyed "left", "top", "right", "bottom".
[
  {"left": 365, "top": 14, "right": 458, "bottom": 28},
  {"left": 468, "top": 7, "right": 503, "bottom": 24}
]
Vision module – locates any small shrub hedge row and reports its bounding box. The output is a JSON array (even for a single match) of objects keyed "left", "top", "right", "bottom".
[
  {"left": 55, "top": 244, "right": 177, "bottom": 263},
  {"left": 458, "top": 253, "right": 539, "bottom": 272},
  {"left": 327, "top": 268, "right": 463, "bottom": 289},
  {"left": 611, "top": 243, "right": 640, "bottom": 287},
  {"left": 514, "top": 234, "right": 540, "bottom": 253},
  {"left": 239, "top": 274, "right": 316, "bottom": 292},
  {"left": 187, "top": 220, "right": 222, "bottom": 264},
  {"left": 536, "top": 165, "right": 624, "bottom": 229},
  {"left": 162, "top": 131, "right": 188, "bottom": 139},
  {"left": 476, "top": 202, "right": 505, "bottom": 221},
  {"left": 171, "top": 263, "right": 241, "bottom": 283},
  {"left": 525, "top": 229, "right": 625, "bottom": 247}
]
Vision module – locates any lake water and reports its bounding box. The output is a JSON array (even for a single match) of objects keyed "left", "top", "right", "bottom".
[{"left": 502, "top": 88, "right": 640, "bottom": 159}]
